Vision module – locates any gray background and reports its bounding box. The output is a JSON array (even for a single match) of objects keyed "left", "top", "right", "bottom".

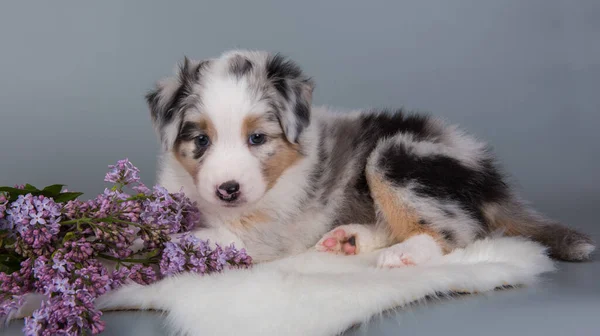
[{"left": 1, "top": 0, "right": 599, "bottom": 335}]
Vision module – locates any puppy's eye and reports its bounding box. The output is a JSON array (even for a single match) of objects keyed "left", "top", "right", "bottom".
[
  {"left": 195, "top": 135, "right": 211, "bottom": 147},
  {"left": 248, "top": 133, "right": 266, "bottom": 146}
]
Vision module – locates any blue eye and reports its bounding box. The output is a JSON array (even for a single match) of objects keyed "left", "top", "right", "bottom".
[
  {"left": 195, "top": 135, "right": 210, "bottom": 147},
  {"left": 248, "top": 133, "right": 266, "bottom": 145}
]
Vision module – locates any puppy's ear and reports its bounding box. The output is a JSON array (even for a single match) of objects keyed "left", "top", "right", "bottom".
[
  {"left": 146, "top": 57, "right": 208, "bottom": 150},
  {"left": 266, "top": 54, "right": 315, "bottom": 144}
]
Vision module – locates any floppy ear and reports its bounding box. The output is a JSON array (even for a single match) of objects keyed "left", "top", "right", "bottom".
[
  {"left": 266, "top": 54, "right": 315, "bottom": 144},
  {"left": 146, "top": 57, "right": 208, "bottom": 150}
]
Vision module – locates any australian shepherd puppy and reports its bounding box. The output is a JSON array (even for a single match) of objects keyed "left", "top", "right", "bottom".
[{"left": 150, "top": 50, "right": 594, "bottom": 267}]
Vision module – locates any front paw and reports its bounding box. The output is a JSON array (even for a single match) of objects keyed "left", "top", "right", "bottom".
[
  {"left": 315, "top": 224, "right": 381, "bottom": 255},
  {"left": 315, "top": 227, "right": 357, "bottom": 255}
]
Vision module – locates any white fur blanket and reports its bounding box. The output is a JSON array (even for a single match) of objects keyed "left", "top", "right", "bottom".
[{"left": 93, "top": 236, "right": 555, "bottom": 336}]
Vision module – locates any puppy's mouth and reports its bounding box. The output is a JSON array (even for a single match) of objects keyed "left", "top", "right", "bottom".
[{"left": 215, "top": 190, "right": 245, "bottom": 207}]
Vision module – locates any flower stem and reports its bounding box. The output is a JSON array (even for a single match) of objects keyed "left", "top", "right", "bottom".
[
  {"left": 60, "top": 218, "right": 92, "bottom": 226},
  {"left": 110, "top": 218, "right": 144, "bottom": 228},
  {"left": 98, "top": 253, "right": 156, "bottom": 264}
]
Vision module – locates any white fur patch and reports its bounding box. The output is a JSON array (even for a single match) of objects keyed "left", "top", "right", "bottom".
[
  {"left": 377, "top": 233, "right": 443, "bottom": 267},
  {"left": 89, "top": 237, "right": 553, "bottom": 336}
]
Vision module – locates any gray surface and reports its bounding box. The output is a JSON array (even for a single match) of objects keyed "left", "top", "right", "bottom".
[{"left": 1, "top": 0, "right": 599, "bottom": 335}]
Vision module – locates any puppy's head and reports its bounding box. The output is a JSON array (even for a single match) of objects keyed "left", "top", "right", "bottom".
[{"left": 147, "top": 50, "right": 314, "bottom": 208}]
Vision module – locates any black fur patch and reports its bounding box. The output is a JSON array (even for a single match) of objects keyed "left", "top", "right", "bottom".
[
  {"left": 266, "top": 53, "right": 303, "bottom": 101},
  {"left": 292, "top": 85, "right": 311, "bottom": 141},
  {"left": 348, "top": 110, "right": 440, "bottom": 196},
  {"left": 357, "top": 109, "right": 440, "bottom": 147},
  {"left": 174, "top": 121, "right": 209, "bottom": 159},
  {"left": 146, "top": 58, "right": 208, "bottom": 140},
  {"left": 265, "top": 53, "right": 314, "bottom": 144},
  {"left": 230, "top": 56, "right": 253, "bottom": 78},
  {"left": 440, "top": 229, "right": 456, "bottom": 244},
  {"left": 175, "top": 121, "right": 201, "bottom": 143},
  {"left": 377, "top": 142, "right": 508, "bottom": 225}
]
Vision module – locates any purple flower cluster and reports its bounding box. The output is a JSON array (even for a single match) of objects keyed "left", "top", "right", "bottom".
[
  {"left": 0, "top": 193, "right": 8, "bottom": 230},
  {"left": 23, "top": 289, "right": 104, "bottom": 336},
  {"left": 138, "top": 186, "right": 201, "bottom": 249},
  {"left": 160, "top": 235, "right": 252, "bottom": 276},
  {"left": 4, "top": 195, "right": 62, "bottom": 257},
  {"left": 0, "top": 158, "right": 252, "bottom": 335},
  {"left": 104, "top": 159, "right": 141, "bottom": 186}
]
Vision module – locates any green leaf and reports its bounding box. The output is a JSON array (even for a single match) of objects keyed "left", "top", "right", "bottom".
[
  {"left": 144, "top": 248, "right": 162, "bottom": 259},
  {"left": 0, "top": 230, "right": 13, "bottom": 249},
  {"left": 0, "top": 253, "right": 25, "bottom": 274},
  {"left": 24, "top": 184, "right": 39, "bottom": 192},
  {"left": 41, "top": 184, "right": 65, "bottom": 196},
  {"left": 62, "top": 231, "right": 77, "bottom": 243},
  {"left": 53, "top": 192, "right": 84, "bottom": 203},
  {"left": 0, "top": 186, "right": 28, "bottom": 194},
  {"left": 0, "top": 187, "right": 31, "bottom": 201}
]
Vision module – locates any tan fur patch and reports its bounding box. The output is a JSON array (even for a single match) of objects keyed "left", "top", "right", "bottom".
[
  {"left": 174, "top": 141, "right": 200, "bottom": 180},
  {"left": 367, "top": 171, "right": 449, "bottom": 253},
  {"left": 242, "top": 114, "right": 303, "bottom": 190},
  {"left": 242, "top": 115, "right": 263, "bottom": 139},
  {"left": 197, "top": 117, "right": 217, "bottom": 141},
  {"left": 173, "top": 117, "right": 217, "bottom": 179},
  {"left": 482, "top": 203, "right": 525, "bottom": 236},
  {"left": 262, "top": 139, "right": 302, "bottom": 189},
  {"left": 230, "top": 210, "right": 271, "bottom": 230}
]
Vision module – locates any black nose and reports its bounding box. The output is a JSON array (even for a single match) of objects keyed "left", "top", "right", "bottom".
[
  {"left": 218, "top": 181, "right": 240, "bottom": 195},
  {"left": 216, "top": 181, "right": 240, "bottom": 202}
]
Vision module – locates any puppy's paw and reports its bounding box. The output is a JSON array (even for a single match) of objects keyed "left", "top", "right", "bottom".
[
  {"left": 315, "top": 227, "right": 357, "bottom": 255},
  {"left": 376, "top": 234, "right": 443, "bottom": 268},
  {"left": 377, "top": 248, "right": 417, "bottom": 268},
  {"left": 315, "top": 224, "right": 382, "bottom": 255}
]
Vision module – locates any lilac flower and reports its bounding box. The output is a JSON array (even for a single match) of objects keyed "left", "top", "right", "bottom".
[
  {"left": 0, "top": 158, "right": 252, "bottom": 335},
  {"left": 208, "top": 244, "right": 228, "bottom": 272},
  {"left": 49, "top": 278, "right": 75, "bottom": 296},
  {"left": 0, "top": 193, "right": 9, "bottom": 229},
  {"left": 24, "top": 291, "right": 105, "bottom": 336},
  {"left": 63, "top": 238, "right": 96, "bottom": 262},
  {"left": 0, "top": 193, "right": 7, "bottom": 218},
  {"left": 104, "top": 158, "right": 141, "bottom": 185},
  {"left": 29, "top": 211, "right": 47, "bottom": 225},
  {"left": 158, "top": 234, "right": 252, "bottom": 277},
  {"left": 224, "top": 243, "right": 253, "bottom": 266},
  {"left": 159, "top": 241, "right": 187, "bottom": 276},
  {"left": 109, "top": 267, "right": 131, "bottom": 290},
  {"left": 23, "top": 309, "right": 45, "bottom": 336},
  {"left": 34, "top": 197, "right": 53, "bottom": 212},
  {"left": 127, "top": 264, "right": 157, "bottom": 286},
  {"left": 132, "top": 184, "right": 151, "bottom": 195},
  {"left": 139, "top": 186, "right": 200, "bottom": 235},
  {"left": 52, "top": 255, "right": 68, "bottom": 273},
  {"left": 5, "top": 195, "right": 61, "bottom": 257},
  {"left": 0, "top": 295, "right": 26, "bottom": 318},
  {"left": 73, "top": 260, "right": 113, "bottom": 297},
  {"left": 0, "top": 259, "right": 35, "bottom": 296}
]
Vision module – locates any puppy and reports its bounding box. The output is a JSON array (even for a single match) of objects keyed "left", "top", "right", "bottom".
[{"left": 150, "top": 50, "right": 595, "bottom": 267}]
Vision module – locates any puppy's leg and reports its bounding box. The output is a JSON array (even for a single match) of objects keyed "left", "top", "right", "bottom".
[
  {"left": 315, "top": 224, "right": 388, "bottom": 255},
  {"left": 367, "top": 169, "right": 449, "bottom": 267},
  {"left": 365, "top": 136, "right": 486, "bottom": 268}
]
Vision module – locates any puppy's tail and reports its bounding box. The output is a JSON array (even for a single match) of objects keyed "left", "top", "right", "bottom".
[{"left": 484, "top": 198, "right": 596, "bottom": 261}]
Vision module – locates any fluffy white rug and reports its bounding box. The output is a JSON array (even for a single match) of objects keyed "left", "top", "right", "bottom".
[{"left": 95, "top": 236, "right": 555, "bottom": 336}]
